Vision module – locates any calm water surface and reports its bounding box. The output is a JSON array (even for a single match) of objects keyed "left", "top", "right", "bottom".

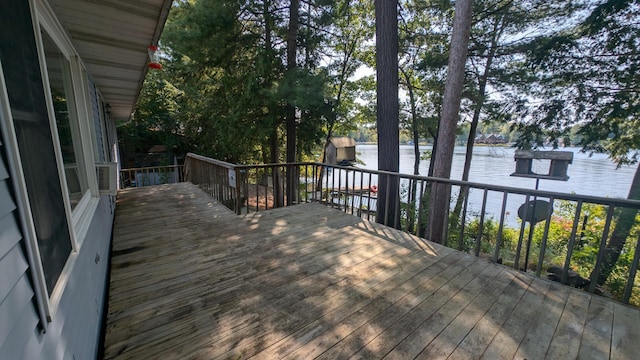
[
  {"left": 353, "top": 144, "right": 636, "bottom": 224},
  {"left": 356, "top": 144, "right": 635, "bottom": 199}
]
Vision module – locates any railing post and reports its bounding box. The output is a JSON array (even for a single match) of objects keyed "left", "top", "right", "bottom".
[{"left": 235, "top": 167, "right": 243, "bottom": 215}]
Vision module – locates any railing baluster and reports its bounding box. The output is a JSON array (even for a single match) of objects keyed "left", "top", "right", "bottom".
[
  {"left": 270, "top": 166, "right": 275, "bottom": 210},
  {"left": 324, "top": 165, "right": 329, "bottom": 206},
  {"left": 561, "top": 201, "right": 584, "bottom": 284},
  {"left": 589, "top": 205, "right": 615, "bottom": 293},
  {"left": 392, "top": 176, "right": 402, "bottom": 229},
  {"left": 359, "top": 170, "right": 364, "bottom": 216},
  {"left": 536, "top": 197, "right": 555, "bottom": 276},
  {"left": 458, "top": 187, "right": 469, "bottom": 251},
  {"left": 416, "top": 179, "right": 425, "bottom": 237},
  {"left": 350, "top": 169, "right": 355, "bottom": 215},
  {"left": 474, "top": 188, "right": 489, "bottom": 257},
  {"left": 304, "top": 165, "right": 308, "bottom": 203},
  {"left": 243, "top": 169, "right": 248, "bottom": 213},
  {"left": 313, "top": 164, "right": 318, "bottom": 203},
  {"left": 337, "top": 168, "right": 343, "bottom": 211},
  {"left": 515, "top": 194, "right": 531, "bottom": 270},
  {"left": 367, "top": 172, "right": 373, "bottom": 221},
  {"left": 384, "top": 174, "right": 391, "bottom": 227},
  {"left": 403, "top": 178, "right": 411, "bottom": 233},
  {"left": 494, "top": 191, "right": 509, "bottom": 263},
  {"left": 331, "top": 167, "right": 336, "bottom": 209},
  {"left": 623, "top": 233, "right": 640, "bottom": 304}
]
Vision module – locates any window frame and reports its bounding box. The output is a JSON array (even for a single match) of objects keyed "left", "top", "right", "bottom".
[
  {"left": 39, "top": 30, "right": 91, "bottom": 211},
  {"left": 35, "top": 0, "right": 101, "bottom": 236}
]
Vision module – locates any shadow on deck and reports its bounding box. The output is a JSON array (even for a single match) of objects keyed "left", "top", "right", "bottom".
[{"left": 103, "top": 183, "right": 640, "bottom": 359}]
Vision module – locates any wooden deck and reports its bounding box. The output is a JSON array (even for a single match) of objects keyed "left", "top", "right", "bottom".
[{"left": 103, "top": 183, "right": 640, "bottom": 359}]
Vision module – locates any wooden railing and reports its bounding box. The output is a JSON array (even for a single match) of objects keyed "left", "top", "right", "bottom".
[
  {"left": 120, "top": 165, "right": 184, "bottom": 188},
  {"left": 184, "top": 152, "right": 640, "bottom": 305}
]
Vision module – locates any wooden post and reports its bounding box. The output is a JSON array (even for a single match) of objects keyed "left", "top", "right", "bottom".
[{"left": 235, "top": 167, "right": 242, "bottom": 215}]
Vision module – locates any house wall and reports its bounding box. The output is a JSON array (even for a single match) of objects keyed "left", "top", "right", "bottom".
[
  {"left": 0, "top": 0, "right": 118, "bottom": 358},
  {"left": 0, "top": 167, "right": 113, "bottom": 360},
  {"left": 21, "top": 196, "right": 114, "bottom": 360},
  {"left": 0, "top": 130, "right": 39, "bottom": 359}
]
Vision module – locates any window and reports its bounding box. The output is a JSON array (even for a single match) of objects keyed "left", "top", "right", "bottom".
[
  {"left": 41, "top": 31, "right": 89, "bottom": 210},
  {"left": 0, "top": 0, "right": 107, "bottom": 319},
  {"left": 0, "top": 0, "right": 73, "bottom": 301}
]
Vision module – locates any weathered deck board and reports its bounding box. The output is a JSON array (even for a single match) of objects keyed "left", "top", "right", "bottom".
[{"left": 103, "top": 183, "right": 640, "bottom": 359}]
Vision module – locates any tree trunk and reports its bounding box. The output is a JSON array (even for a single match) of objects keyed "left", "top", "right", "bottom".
[
  {"left": 286, "top": 0, "right": 299, "bottom": 205},
  {"left": 263, "top": 0, "right": 283, "bottom": 208},
  {"left": 593, "top": 162, "right": 640, "bottom": 285},
  {"left": 400, "top": 67, "right": 420, "bottom": 232},
  {"left": 418, "top": 125, "right": 438, "bottom": 238},
  {"left": 452, "top": 14, "right": 504, "bottom": 229},
  {"left": 375, "top": 0, "right": 400, "bottom": 228},
  {"left": 427, "top": 0, "right": 473, "bottom": 244}
]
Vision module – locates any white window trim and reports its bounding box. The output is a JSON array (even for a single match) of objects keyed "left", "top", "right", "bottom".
[
  {"left": 35, "top": 0, "right": 101, "bottom": 241},
  {"left": 73, "top": 60, "right": 100, "bottom": 197},
  {"left": 70, "top": 56, "right": 101, "bottom": 240},
  {"left": 72, "top": 191, "right": 99, "bottom": 242},
  {"left": 34, "top": 3, "right": 80, "bottom": 252}
]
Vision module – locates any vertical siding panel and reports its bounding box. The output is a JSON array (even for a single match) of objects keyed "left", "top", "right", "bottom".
[
  {"left": 0, "top": 215, "right": 21, "bottom": 258},
  {"left": 0, "top": 180, "right": 15, "bottom": 216},
  {"left": 0, "top": 139, "right": 39, "bottom": 359},
  {"left": 23, "top": 196, "right": 115, "bottom": 360},
  {"left": 0, "top": 146, "right": 7, "bottom": 178},
  {"left": 0, "top": 244, "right": 29, "bottom": 303},
  {"left": 0, "top": 275, "right": 35, "bottom": 350},
  {"left": 87, "top": 78, "right": 106, "bottom": 163},
  {"left": 0, "top": 297, "right": 39, "bottom": 358}
]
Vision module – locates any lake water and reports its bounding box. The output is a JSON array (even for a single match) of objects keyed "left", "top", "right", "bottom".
[
  {"left": 353, "top": 144, "right": 637, "bottom": 225},
  {"left": 356, "top": 144, "right": 636, "bottom": 198}
]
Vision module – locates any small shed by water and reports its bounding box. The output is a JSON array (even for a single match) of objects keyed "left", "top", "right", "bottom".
[{"left": 325, "top": 137, "right": 356, "bottom": 165}]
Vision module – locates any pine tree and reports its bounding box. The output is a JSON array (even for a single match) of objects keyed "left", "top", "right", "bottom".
[
  {"left": 428, "top": 0, "right": 474, "bottom": 243},
  {"left": 376, "top": 0, "right": 400, "bottom": 228}
]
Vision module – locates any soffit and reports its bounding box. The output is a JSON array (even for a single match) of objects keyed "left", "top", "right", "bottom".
[{"left": 47, "top": 0, "right": 172, "bottom": 121}]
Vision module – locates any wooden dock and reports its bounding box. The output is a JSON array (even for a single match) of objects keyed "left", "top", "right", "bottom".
[{"left": 103, "top": 183, "right": 640, "bottom": 359}]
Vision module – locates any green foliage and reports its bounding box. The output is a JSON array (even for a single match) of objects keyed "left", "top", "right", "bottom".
[
  {"left": 447, "top": 198, "right": 640, "bottom": 306},
  {"left": 126, "top": 0, "right": 340, "bottom": 164},
  {"left": 535, "top": 201, "right": 640, "bottom": 305},
  {"left": 503, "top": 0, "right": 639, "bottom": 162}
]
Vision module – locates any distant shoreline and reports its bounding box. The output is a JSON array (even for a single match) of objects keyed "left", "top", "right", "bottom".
[{"left": 356, "top": 142, "right": 515, "bottom": 147}]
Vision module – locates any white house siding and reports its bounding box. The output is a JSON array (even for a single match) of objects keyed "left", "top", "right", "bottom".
[
  {"left": 0, "top": 138, "right": 39, "bottom": 359},
  {"left": 20, "top": 196, "right": 114, "bottom": 360},
  {"left": 1, "top": 84, "right": 116, "bottom": 360},
  {"left": 0, "top": 0, "right": 118, "bottom": 358}
]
